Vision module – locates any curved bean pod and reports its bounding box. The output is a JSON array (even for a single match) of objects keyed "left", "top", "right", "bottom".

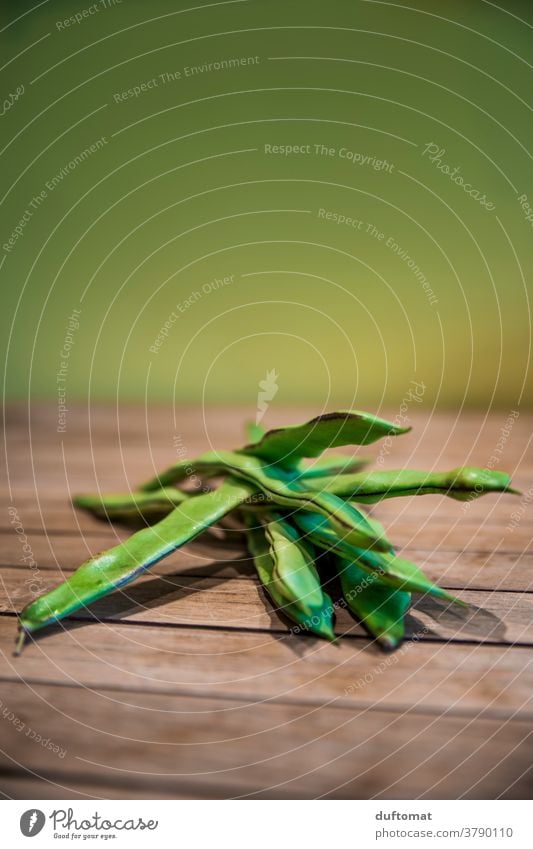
[
  {"left": 265, "top": 515, "right": 325, "bottom": 615},
  {"left": 139, "top": 449, "right": 391, "bottom": 552},
  {"left": 294, "top": 511, "right": 461, "bottom": 604},
  {"left": 244, "top": 517, "right": 335, "bottom": 641},
  {"left": 337, "top": 557, "right": 411, "bottom": 649},
  {"left": 241, "top": 409, "right": 410, "bottom": 468}
]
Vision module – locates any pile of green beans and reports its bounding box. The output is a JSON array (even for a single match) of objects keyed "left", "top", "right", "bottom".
[{"left": 17, "top": 410, "right": 519, "bottom": 653}]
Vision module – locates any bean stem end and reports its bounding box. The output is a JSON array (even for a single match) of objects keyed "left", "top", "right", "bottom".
[{"left": 14, "top": 628, "right": 27, "bottom": 656}]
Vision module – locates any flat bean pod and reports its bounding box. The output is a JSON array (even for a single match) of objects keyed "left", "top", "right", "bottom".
[
  {"left": 336, "top": 557, "right": 411, "bottom": 649},
  {"left": 244, "top": 518, "right": 335, "bottom": 640},
  {"left": 244, "top": 422, "right": 369, "bottom": 479},
  {"left": 265, "top": 515, "right": 326, "bottom": 615},
  {"left": 294, "top": 511, "right": 461, "bottom": 603},
  {"left": 74, "top": 488, "right": 188, "bottom": 523},
  {"left": 241, "top": 410, "right": 410, "bottom": 468},
  {"left": 304, "top": 467, "right": 518, "bottom": 502},
  {"left": 17, "top": 479, "right": 254, "bottom": 650}
]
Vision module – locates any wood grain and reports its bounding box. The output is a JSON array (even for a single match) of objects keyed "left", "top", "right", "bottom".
[
  {"left": 1, "top": 405, "right": 532, "bottom": 799},
  {"left": 2, "top": 568, "right": 533, "bottom": 645},
  {"left": 1, "top": 682, "right": 532, "bottom": 800},
  {"left": 2, "top": 619, "right": 533, "bottom": 720}
]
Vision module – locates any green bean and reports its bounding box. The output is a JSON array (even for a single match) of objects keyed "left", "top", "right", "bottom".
[
  {"left": 265, "top": 515, "right": 325, "bottom": 615},
  {"left": 140, "top": 449, "right": 369, "bottom": 493},
  {"left": 139, "top": 456, "right": 222, "bottom": 490},
  {"left": 241, "top": 409, "right": 410, "bottom": 468},
  {"left": 245, "top": 422, "right": 369, "bottom": 478},
  {"left": 121, "top": 462, "right": 516, "bottom": 530},
  {"left": 304, "top": 467, "right": 518, "bottom": 502},
  {"left": 225, "top": 451, "right": 392, "bottom": 550},
  {"left": 139, "top": 411, "right": 405, "bottom": 489},
  {"left": 73, "top": 488, "right": 188, "bottom": 523},
  {"left": 294, "top": 511, "right": 462, "bottom": 604},
  {"left": 17, "top": 479, "right": 255, "bottom": 651},
  {"left": 139, "top": 452, "right": 250, "bottom": 491},
  {"left": 140, "top": 449, "right": 391, "bottom": 551},
  {"left": 336, "top": 557, "right": 410, "bottom": 649},
  {"left": 244, "top": 517, "right": 335, "bottom": 640},
  {"left": 75, "top": 487, "right": 276, "bottom": 530}
]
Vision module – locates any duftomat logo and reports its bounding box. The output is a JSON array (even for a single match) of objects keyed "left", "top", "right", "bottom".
[{"left": 20, "top": 809, "right": 45, "bottom": 837}]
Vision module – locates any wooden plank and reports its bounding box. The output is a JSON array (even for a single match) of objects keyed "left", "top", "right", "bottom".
[
  {"left": 1, "top": 619, "right": 532, "bottom": 718},
  {"left": 1, "top": 515, "right": 527, "bottom": 551},
  {"left": 4, "top": 447, "right": 528, "bottom": 481},
  {"left": 2, "top": 567, "right": 533, "bottom": 645},
  {"left": 0, "top": 682, "right": 531, "bottom": 799},
  {"left": 378, "top": 522, "right": 531, "bottom": 552},
  {"left": 1, "top": 525, "right": 532, "bottom": 593},
  {"left": 3, "top": 421, "right": 530, "bottom": 470},
  {"left": 0, "top": 773, "right": 192, "bottom": 800},
  {"left": 0, "top": 532, "right": 249, "bottom": 576},
  {"left": 6, "top": 447, "right": 530, "bottom": 479},
  {"left": 4, "top": 406, "right": 530, "bottom": 479},
  {"left": 4, "top": 404, "right": 529, "bottom": 442},
  {"left": 0, "top": 491, "right": 525, "bottom": 530},
  {"left": 419, "top": 549, "right": 533, "bottom": 592}
]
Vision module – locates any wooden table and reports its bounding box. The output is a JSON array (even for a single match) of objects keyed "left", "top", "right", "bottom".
[{"left": 1, "top": 405, "right": 532, "bottom": 799}]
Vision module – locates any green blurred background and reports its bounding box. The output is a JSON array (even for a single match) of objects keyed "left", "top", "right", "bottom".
[{"left": 1, "top": 0, "right": 531, "bottom": 409}]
